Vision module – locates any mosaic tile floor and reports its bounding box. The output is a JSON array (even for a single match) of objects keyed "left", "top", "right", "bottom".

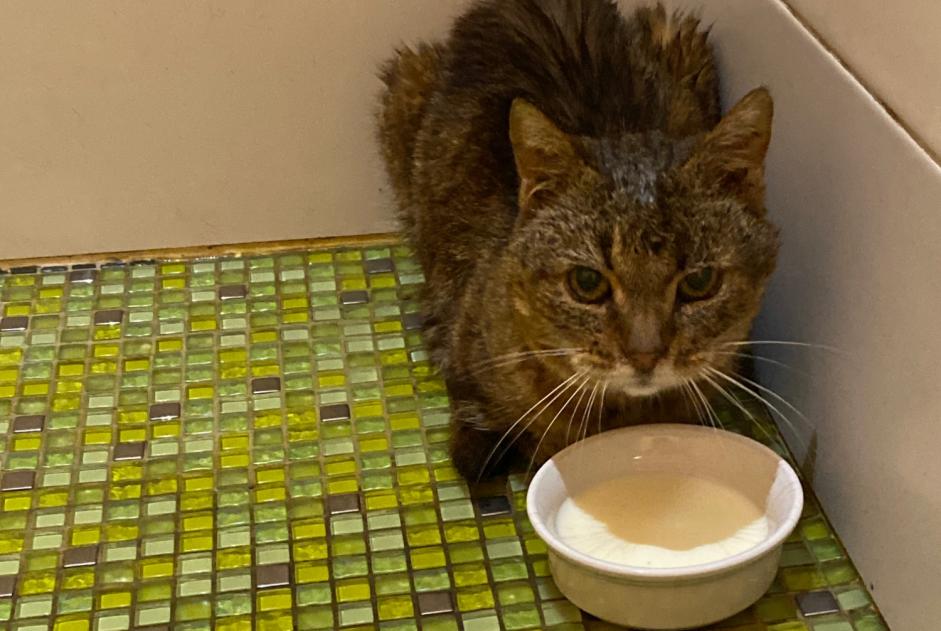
[{"left": 0, "top": 241, "right": 887, "bottom": 631}]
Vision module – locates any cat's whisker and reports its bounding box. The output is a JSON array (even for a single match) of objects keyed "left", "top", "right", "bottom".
[
  {"left": 595, "top": 380, "right": 609, "bottom": 437},
  {"left": 565, "top": 380, "right": 592, "bottom": 447},
  {"left": 476, "top": 371, "right": 584, "bottom": 481},
  {"left": 709, "top": 350, "right": 809, "bottom": 379},
  {"left": 469, "top": 348, "right": 585, "bottom": 373},
  {"left": 699, "top": 372, "right": 796, "bottom": 454},
  {"left": 689, "top": 379, "right": 720, "bottom": 432},
  {"left": 681, "top": 380, "right": 707, "bottom": 428},
  {"left": 721, "top": 340, "right": 846, "bottom": 356},
  {"left": 713, "top": 367, "right": 814, "bottom": 432},
  {"left": 705, "top": 367, "right": 812, "bottom": 451},
  {"left": 574, "top": 380, "right": 599, "bottom": 448},
  {"left": 525, "top": 375, "right": 591, "bottom": 480}
]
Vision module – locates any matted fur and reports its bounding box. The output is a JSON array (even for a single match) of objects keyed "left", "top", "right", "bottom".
[{"left": 376, "top": 0, "right": 779, "bottom": 480}]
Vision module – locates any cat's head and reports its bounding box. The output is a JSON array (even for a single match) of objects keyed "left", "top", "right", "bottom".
[{"left": 502, "top": 88, "right": 779, "bottom": 397}]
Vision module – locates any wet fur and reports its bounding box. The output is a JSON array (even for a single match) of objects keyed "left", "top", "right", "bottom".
[{"left": 376, "top": 0, "right": 778, "bottom": 479}]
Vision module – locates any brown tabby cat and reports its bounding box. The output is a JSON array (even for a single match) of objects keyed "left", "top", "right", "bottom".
[{"left": 376, "top": 0, "right": 779, "bottom": 480}]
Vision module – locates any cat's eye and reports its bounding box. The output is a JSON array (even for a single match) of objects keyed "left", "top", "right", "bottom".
[
  {"left": 567, "top": 266, "right": 610, "bottom": 303},
  {"left": 678, "top": 267, "right": 722, "bottom": 302}
]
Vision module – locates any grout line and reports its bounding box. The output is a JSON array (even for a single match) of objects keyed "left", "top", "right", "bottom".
[
  {"left": 779, "top": 0, "right": 941, "bottom": 167},
  {"left": 0, "top": 232, "right": 402, "bottom": 271}
]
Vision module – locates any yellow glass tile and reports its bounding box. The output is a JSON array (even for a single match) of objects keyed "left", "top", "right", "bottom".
[
  {"left": 292, "top": 520, "right": 326, "bottom": 540},
  {"left": 188, "top": 385, "right": 214, "bottom": 400},
  {"left": 396, "top": 467, "right": 430, "bottom": 486},
  {"left": 84, "top": 429, "right": 112, "bottom": 445},
  {"left": 353, "top": 401, "right": 383, "bottom": 418},
  {"left": 257, "top": 588, "right": 293, "bottom": 612},
  {"left": 453, "top": 564, "right": 488, "bottom": 587},
  {"left": 190, "top": 318, "right": 217, "bottom": 332},
  {"left": 220, "top": 364, "right": 247, "bottom": 379},
  {"left": 295, "top": 562, "right": 329, "bottom": 584},
  {"left": 217, "top": 617, "right": 253, "bottom": 631},
  {"left": 138, "top": 582, "right": 172, "bottom": 602},
  {"left": 457, "top": 586, "right": 495, "bottom": 611},
  {"left": 13, "top": 436, "right": 42, "bottom": 451},
  {"left": 216, "top": 546, "right": 252, "bottom": 570},
  {"left": 308, "top": 252, "right": 332, "bottom": 264},
  {"left": 118, "top": 409, "right": 148, "bottom": 425},
  {"left": 109, "top": 484, "right": 141, "bottom": 501},
  {"left": 325, "top": 459, "right": 356, "bottom": 477},
  {"left": 19, "top": 571, "right": 56, "bottom": 595},
  {"left": 288, "top": 427, "right": 319, "bottom": 442},
  {"left": 5, "top": 304, "right": 30, "bottom": 316},
  {"left": 251, "top": 330, "right": 277, "bottom": 343},
  {"left": 434, "top": 465, "right": 460, "bottom": 483},
  {"left": 257, "top": 614, "right": 293, "bottom": 631},
  {"left": 251, "top": 364, "right": 281, "bottom": 377},
  {"left": 139, "top": 557, "right": 175, "bottom": 579},
  {"left": 340, "top": 278, "right": 367, "bottom": 291},
  {"left": 71, "top": 527, "right": 101, "bottom": 546},
  {"left": 380, "top": 350, "right": 408, "bottom": 366},
  {"left": 89, "top": 360, "right": 117, "bottom": 375},
  {"left": 327, "top": 478, "right": 359, "bottom": 495},
  {"left": 152, "top": 421, "right": 179, "bottom": 438},
  {"left": 38, "top": 490, "right": 70, "bottom": 508},
  {"left": 105, "top": 523, "right": 139, "bottom": 542},
  {"left": 373, "top": 321, "right": 403, "bottom": 334},
  {"left": 254, "top": 486, "right": 286, "bottom": 503},
  {"left": 124, "top": 358, "right": 150, "bottom": 372},
  {"left": 318, "top": 372, "right": 346, "bottom": 388},
  {"left": 336, "top": 579, "right": 371, "bottom": 603},
  {"left": 146, "top": 478, "right": 178, "bottom": 496},
  {"left": 183, "top": 513, "right": 214, "bottom": 531},
  {"left": 282, "top": 297, "right": 308, "bottom": 310},
  {"left": 221, "top": 453, "right": 250, "bottom": 469},
  {"left": 93, "top": 327, "right": 120, "bottom": 341},
  {"left": 181, "top": 492, "right": 213, "bottom": 512},
  {"left": 253, "top": 412, "right": 282, "bottom": 428},
  {"left": 52, "top": 394, "right": 82, "bottom": 411},
  {"left": 184, "top": 475, "right": 214, "bottom": 492},
  {"left": 4, "top": 494, "right": 32, "bottom": 511},
  {"left": 219, "top": 349, "right": 247, "bottom": 364},
  {"left": 8, "top": 276, "right": 34, "bottom": 286},
  {"left": 159, "top": 262, "right": 185, "bottom": 275},
  {"left": 410, "top": 546, "right": 446, "bottom": 570},
  {"left": 99, "top": 590, "right": 132, "bottom": 609},
  {"left": 93, "top": 345, "right": 119, "bottom": 358},
  {"left": 483, "top": 519, "right": 516, "bottom": 539},
  {"left": 389, "top": 413, "right": 420, "bottom": 431},
  {"left": 378, "top": 595, "right": 414, "bottom": 620},
  {"left": 365, "top": 490, "right": 398, "bottom": 511},
  {"left": 399, "top": 485, "right": 434, "bottom": 506},
  {"left": 370, "top": 275, "right": 397, "bottom": 289},
  {"left": 0, "top": 368, "right": 18, "bottom": 383},
  {"left": 62, "top": 569, "right": 95, "bottom": 590},
  {"left": 111, "top": 463, "right": 142, "bottom": 481},
  {"left": 443, "top": 522, "right": 479, "bottom": 544},
  {"left": 56, "top": 381, "right": 83, "bottom": 394},
  {"left": 287, "top": 410, "right": 317, "bottom": 427},
  {"left": 359, "top": 438, "right": 389, "bottom": 453},
  {"left": 0, "top": 349, "right": 23, "bottom": 366},
  {"left": 221, "top": 434, "right": 249, "bottom": 451},
  {"left": 35, "top": 299, "right": 62, "bottom": 314},
  {"left": 408, "top": 526, "right": 442, "bottom": 547},
  {"left": 0, "top": 385, "right": 14, "bottom": 399},
  {"left": 119, "top": 428, "right": 147, "bottom": 442},
  {"left": 158, "top": 338, "right": 183, "bottom": 352},
  {"left": 255, "top": 469, "right": 284, "bottom": 486},
  {"left": 182, "top": 532, "right": 214, "bottom": 553},
  {"left": 0, "top": 533, "right": 24, "bottom": 554},
  {"left": 282, "top": 311, "right": 309, "bottom": 324},
  {"left": 53, "top": 616, "right": 90, "bottom": 631},
  {"left": 22, "top": 382, "right": 49, "bottom": 397},
  {"left": 162, "top": 277, "right": 185, "bottom": 289},
  {"left": 292, "top": 540, "right": 328, "bottom": 562}
]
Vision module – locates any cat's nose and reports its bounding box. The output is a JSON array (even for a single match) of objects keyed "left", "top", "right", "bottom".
[{"left": 630, "top": 352, "right": 660, "bottom": 375}]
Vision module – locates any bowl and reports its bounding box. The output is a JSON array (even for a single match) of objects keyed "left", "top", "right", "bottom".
[{"left": 526, "top": 424, "right": 803, "bottom": 630}]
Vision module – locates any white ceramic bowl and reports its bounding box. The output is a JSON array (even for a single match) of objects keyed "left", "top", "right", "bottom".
[{"left": 526, "top": 424, "right": 803, "bottom": 630}]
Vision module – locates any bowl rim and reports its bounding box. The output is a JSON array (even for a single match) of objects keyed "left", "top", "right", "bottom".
[{"left": 525, "top": 423, "right": 804, "bottom": 580}]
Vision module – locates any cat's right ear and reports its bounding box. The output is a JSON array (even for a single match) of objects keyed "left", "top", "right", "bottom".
[{"left": 509, "top": 99, "right": 586, "bottom": 217}]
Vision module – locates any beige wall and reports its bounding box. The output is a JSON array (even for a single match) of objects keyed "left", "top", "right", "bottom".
[
  {"left": 786, "top": 0, "right": 941, "bottom": 158},
  {"left": 0, "top": 0, "right": 472, "bottom": 259}
]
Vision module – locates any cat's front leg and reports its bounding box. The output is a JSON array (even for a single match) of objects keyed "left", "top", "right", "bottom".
[{"left": 448, "top": 398, "right": 521, "bottom": 481}]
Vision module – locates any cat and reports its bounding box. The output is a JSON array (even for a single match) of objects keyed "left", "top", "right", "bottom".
[{"left": 376, "top": 0, "right": 779, "bottom": 480}]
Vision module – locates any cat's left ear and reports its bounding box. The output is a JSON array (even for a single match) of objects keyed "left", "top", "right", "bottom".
[
  {"left": 682, "top": 87, "right": 774, "bottom": 213},
  {"left": 509, "top": 99, "right": 589, "bottom": 216}
]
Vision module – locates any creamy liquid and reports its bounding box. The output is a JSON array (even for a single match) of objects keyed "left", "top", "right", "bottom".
[{"left": 555, "top": 472, "right": 769, "bottom": 568}]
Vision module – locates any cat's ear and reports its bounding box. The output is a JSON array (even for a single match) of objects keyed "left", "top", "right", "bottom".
[
  {"left": 682, "top": 87, "right": 773, "bottom": 213},
  {"left": 509, "top": 99, "right": 587, "bottom": 215}
]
